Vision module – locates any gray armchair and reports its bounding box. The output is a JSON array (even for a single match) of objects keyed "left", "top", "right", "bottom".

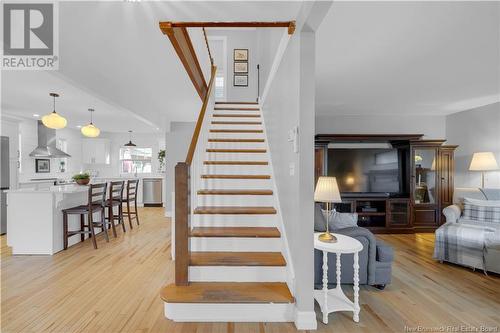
[{"left": 314, "top": 204, "right": 393, "bottom": 289}]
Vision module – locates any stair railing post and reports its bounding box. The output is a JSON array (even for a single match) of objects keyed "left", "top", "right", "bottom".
[{"left": 174, "top": 162, "right": 190, "bottom": 286}]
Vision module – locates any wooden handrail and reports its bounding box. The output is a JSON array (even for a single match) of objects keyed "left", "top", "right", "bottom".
[
  {"left": 185, "top": 65, "right": 217, "bottom": 165},
  {"left": 202, "top": 28, "right": 214, "bottom": 67},
  {"left": 160, "top": 23, "right": 208, "bottom": 100},
  {"left": 160, "top": 21, "right": 296, "bottom": 35}
]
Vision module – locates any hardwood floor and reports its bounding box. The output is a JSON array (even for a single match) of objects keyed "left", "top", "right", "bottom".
[{"left": 1, "top": 207, "right": 499, "bottom": 332}]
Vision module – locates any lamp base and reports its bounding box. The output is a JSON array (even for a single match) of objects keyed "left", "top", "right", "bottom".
[{"left": 318, "top": 232, "right": 337, "bottom": 243}]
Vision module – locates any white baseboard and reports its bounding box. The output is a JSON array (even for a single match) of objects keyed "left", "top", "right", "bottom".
[{"left": 294, "top": 310, "right": 317, "bottom": 330}]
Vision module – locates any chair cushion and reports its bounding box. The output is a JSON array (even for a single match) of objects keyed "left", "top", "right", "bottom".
[{"left": 463, "top": 197, "right": 500, "bottom": 224}]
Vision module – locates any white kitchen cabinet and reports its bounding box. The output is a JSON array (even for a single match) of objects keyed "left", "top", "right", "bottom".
[{"left": 82, "top": 138, "right": 110, "bottom": 164}]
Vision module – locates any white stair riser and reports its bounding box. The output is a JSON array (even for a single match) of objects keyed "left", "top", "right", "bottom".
[
  {"left": 207, "top": 142, "right": 267, "bottom": 149},
  {"left": 210, "top": 117, "right": 262, "bottom": 123},
  {"left": 203, "top": 165, "right": 270, "bottom": 174},
  {"left": 190, "top": 237, "right": 281, "bottom": 252},
  {"left": 206, "top": 152, "right": 268, "bottom": 160},
  {"left": 201, "top": 178, "right": 272, "bottom": 189},
  {"left": 208, "top": 132, "right": 265, "bottom": 139},
  {"left": 189, "top": 266, "right": 286, "bottom": 282},
  {"left": 164, "top": 303, "right": 294, "bottom": 322},
  {"left": 197, "top": 195, "right": 274, "bottom": 206},
  {"left": 209, "top": 124, "right": 263, "bottom": 130},
  {"left": 192, "top": 214, "right": 277, "bottom": 227}
]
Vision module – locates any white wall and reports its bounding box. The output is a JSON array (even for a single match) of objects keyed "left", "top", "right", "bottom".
[
  {"left": 446, "top": 102, "right": 500, "bottom": 188},
  {"left": 164, "top": 121, "right": 196, "bottom": 216},
  {"left": 0, "top": 117, "right": 20, "bottom": 189},
  {"left": 256, "top": 28, "right": 284, "bottom": 99},
  {"left": 315, "top": 114, "right": 446, "bottom": 139},
  {"left": 208, "top": 30, "right": 258, "bottom": 102},
  {"left": 262, "top": 30, "right": 315, "bottom": 322}
]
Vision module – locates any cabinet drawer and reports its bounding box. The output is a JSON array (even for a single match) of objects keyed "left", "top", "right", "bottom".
[{"left": 414, "top": 209, "right": 438, "bottom": 226}]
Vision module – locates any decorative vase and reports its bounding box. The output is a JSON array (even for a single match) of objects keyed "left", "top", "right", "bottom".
[{"left": 76, "top": 178, "right": 90, "bottom": 186}]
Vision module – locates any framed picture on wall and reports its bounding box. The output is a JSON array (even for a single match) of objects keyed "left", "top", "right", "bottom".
[
  {"left": 233, "top": 49, "right": 248, "bottom": 61},
  {"left": 234, "top": 75, "right": 248, "bottom": 87},
  {"left": 234, "top": 61, "right": 248, "bottom": 73},
  {"left": 35, "top": 159, "right": 50, "bottom": 173}
]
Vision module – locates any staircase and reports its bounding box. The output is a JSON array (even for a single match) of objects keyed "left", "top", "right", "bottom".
[{"left": 161, "top": 102, "right": 295, "bottom": 322}]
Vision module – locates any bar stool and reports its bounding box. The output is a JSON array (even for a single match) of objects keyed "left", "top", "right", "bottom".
[
  {"left": 104, "top": 180, "right": 125, "bottom": 237},
  {"left": 122, "top": 179, "right": 140, "bottom": 229},
  {"left": 63, "top": 183, "right": 108, "bottom": 250}
]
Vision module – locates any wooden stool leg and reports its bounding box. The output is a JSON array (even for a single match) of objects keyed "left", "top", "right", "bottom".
[
  {"left": 101, "top": 208, "right": 109, "bottom": 242},
  {"left": 127, "top": 201, "right": 133, "bottom": 229},
  {"left": 119, "top": 204, "right": 126, "bottom": 232},
  {"left": 134, "top": 200, "right": 140, "bottom": 225},
  {"left": 80, "top": 214, "right": 85, "bottom": 242},
  {"left": 109, "top": 205, "right": 117, "bottom": 238},
  {"left": 88, "top": 213, "right": 98, "bottom": 249},
  {"left": 63, "top": 212, "right": 68, "bottom": 250}
]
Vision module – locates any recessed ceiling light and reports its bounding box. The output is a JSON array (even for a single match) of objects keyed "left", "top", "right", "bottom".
[
  {"left": 33, "top": 114, "right": 40, "bottom": 117},
  {"left": 76, "top": 125, "right": 82, "bottom": 128}
]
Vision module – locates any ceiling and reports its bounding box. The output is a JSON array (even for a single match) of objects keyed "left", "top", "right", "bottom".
[
  {"left": 1, "top": 1, "right": 302, "bottom": 133},
  {"left": 316, "top": 2, "right": 500, "bottom": 116}
]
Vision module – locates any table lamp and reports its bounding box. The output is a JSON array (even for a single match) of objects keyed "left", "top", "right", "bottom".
[
  {"left": 314, "top": 176, "right": 342, "bottom": 243},
  {"left": 469, "top": 152, "right": 499, "bottom": 188}
]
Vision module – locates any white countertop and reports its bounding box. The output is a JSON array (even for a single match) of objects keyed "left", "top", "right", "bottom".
[{"left": 6, "top": 185, "right": 88, "bottom": 194}]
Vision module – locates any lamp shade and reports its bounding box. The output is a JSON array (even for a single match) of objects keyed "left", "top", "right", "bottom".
[
  {"left": 81, "top": 124, "right": 100, "bottom": 138},
  {"left": 469, "top": 152, "right": 499, "bottom": 171},
  {"left": 42, "top": 111, "right": 67, "bottom": 129},
  {"left": 314, "top": 176, "right": 342, "bottom": 203}
]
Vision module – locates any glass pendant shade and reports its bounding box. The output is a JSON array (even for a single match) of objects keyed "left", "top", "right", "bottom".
[
  {"left": 42, "top": 93, "right": 67, "bottom": 129},
  {"left": 81, "top": 123, "right": 100, "bottom": 137},
  {"left": 42, "top": 111, "right": 67, "bottom": 129},
  {"left": 81, "top": 108, "right": 100, "bottom": 138}
]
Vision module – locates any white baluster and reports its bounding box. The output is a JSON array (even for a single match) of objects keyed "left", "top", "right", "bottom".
[
  {"left": 336, "top": 252, "right": 341, "bottom": 290},
  {"left": 322, "top": 250, "right": 329, "bottom": 324},
  {"left": 353, "top": 251, "right": 360, "bottom": 322}
]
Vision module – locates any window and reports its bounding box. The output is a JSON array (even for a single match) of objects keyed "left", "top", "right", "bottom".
[
  {"left": 215, "top": 72, "right": 225, "bottom": 99},
  {"left": 119, "top": 147, "right": 152, "bottom": 174}
]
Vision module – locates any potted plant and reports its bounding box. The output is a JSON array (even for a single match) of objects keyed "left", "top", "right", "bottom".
[
  {"left": 72, "top": 172, "right": 90, "bottom": 185},
  {"left": 158, "top": 149, "right": 166, "bottom": 172}
]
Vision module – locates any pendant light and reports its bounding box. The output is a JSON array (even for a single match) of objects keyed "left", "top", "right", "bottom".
[
  {"left": 81, "top": 108, "right": 100, "bottom": 138},
  {"left": 124, "top": 130, "right": 136, "bottom": 147},
  {"left": 42, "top": 93, "right": 67, "bottom": 129}
]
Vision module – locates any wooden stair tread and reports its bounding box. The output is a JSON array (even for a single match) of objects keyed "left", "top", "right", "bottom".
[
  {"left": 190, "top": 252, "right": 286, "bottom": 266},
  {"left": 197, "top": 189, "right": 273, "bottom": 195},
  {"left": 213, "top": 114, "right": 260, "bottom": 118},
  {"left": 208, "top": 138, "right": 265, "bottom": 142},
  {"left": 210, "top": 129, "right": 263, "bottom": 133},
  {"left": 201, "top": 174, "right": 271, "bottom": 179},
  {"left": 207, "top": 149, "right": 266, "bottom": 153},
  {"left": 211, "top": 121, "right": 262, "bottom": 125},
  {"left": 214, "top": 107, "right": 260, "bottom": 111},
  {"left": 194, "top": 206, "right": 277, "bottom": 214},
  {"left": 190, "top": 227, "right": 280, "bottom": 238},
  {"left": 215, "top": 101, "right": 259, "bottom": 105},
  {"left": 160, "top": 282, "right": 293, "bottom": 304},
  {"left": 204, "top": 161, "right": 268, "bottom": 165}
]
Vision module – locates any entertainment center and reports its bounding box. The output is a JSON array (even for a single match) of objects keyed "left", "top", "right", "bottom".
[{"left": 315, "top": 134, "right": 458, "bottom": 233}]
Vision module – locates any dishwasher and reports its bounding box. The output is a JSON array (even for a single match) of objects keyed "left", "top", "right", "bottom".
[{"left": 143, "top": 178, "right": 163, "bottom": 207}]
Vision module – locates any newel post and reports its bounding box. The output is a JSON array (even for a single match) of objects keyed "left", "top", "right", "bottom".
[{"left": 174, "top": 162, "right": 189, "bottom": 286}]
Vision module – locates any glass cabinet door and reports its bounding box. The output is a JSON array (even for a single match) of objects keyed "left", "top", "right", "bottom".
[{"left": 413, "top": 148, "right": 437, "bottom": 204}]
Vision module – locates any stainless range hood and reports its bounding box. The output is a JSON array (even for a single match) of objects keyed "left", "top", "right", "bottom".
[{"left": 29, "top": 121, "right": 71, "bottom": 158}]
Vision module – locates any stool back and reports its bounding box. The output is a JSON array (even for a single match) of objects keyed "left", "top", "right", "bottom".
[
  {"left": 126, "top": 179, "right": 139, "bottom": 202},
  {"left": 89, "top": 183, "right": 107, "bottom": 211},
  {"left": 109, "top": 180, "right": 125, "bottom": 205}
]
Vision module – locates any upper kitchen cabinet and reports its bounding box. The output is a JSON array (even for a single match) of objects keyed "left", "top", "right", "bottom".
[{"left": 82, "top": 138, "right": 110, "bottom": 164}]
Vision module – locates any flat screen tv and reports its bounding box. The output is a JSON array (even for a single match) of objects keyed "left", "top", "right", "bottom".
[{"left": 327, "top": 148, "right": 404, "bottom": 196}]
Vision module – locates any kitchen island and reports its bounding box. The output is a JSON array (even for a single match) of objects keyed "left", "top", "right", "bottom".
[{"left": 6, "top": 185, "right": 90, "bottom": 255}]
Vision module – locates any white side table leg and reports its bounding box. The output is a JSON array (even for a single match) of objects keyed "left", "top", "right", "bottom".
[
  {"left": 322, "top": 250, "right": 328, "bottom": 324},
  {"left": 336, "top": 252, "right": 341, "bottom": 289},
  {"left": 353, "top": 251, "right": 360, "bottom": 322}
]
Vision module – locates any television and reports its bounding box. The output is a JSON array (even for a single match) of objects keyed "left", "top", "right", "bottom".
[{"left": 327, "top": 148, "right": 407, "bottom": 196}]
